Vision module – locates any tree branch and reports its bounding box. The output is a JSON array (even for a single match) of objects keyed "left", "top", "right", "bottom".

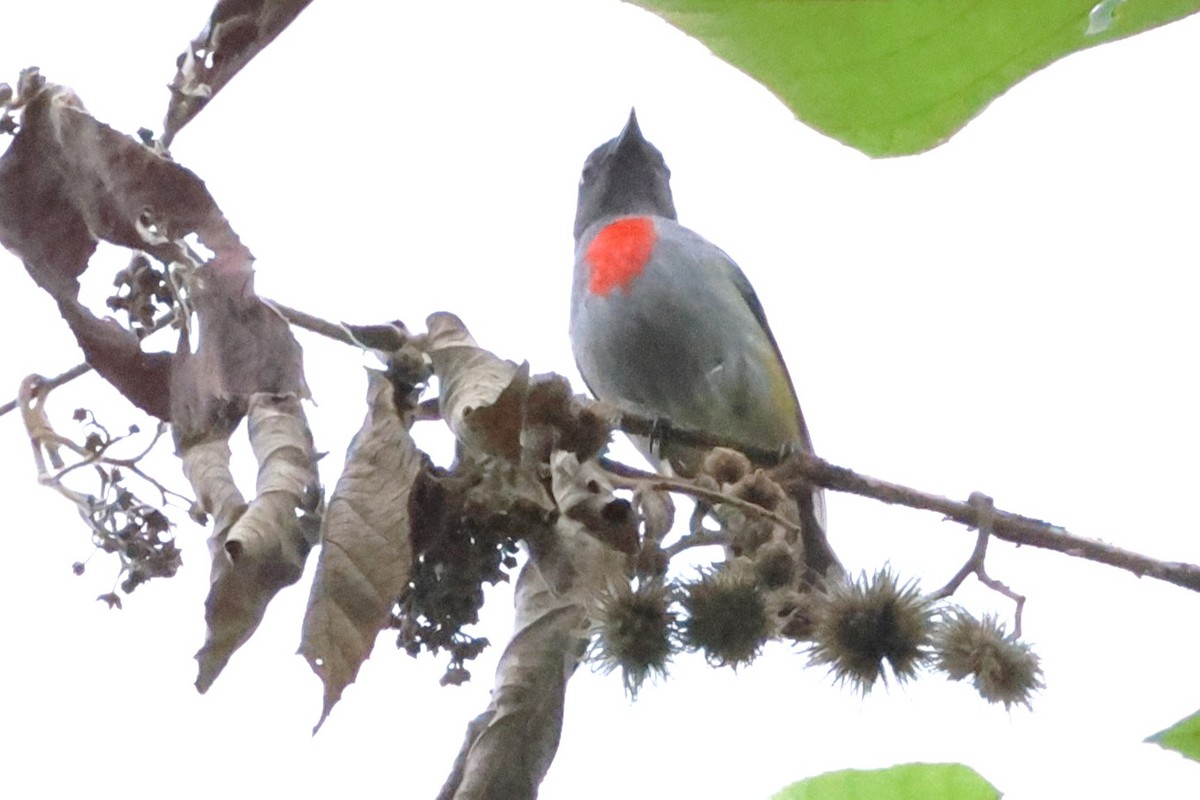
[
  {"left": 8, "top": 300, "right": 1200, "bottom": 598},
  {"left": 930, "top": 492, "right": 1027, "bottom": 635},
  {"left": 0, "top": 300, "right": 385, "bottom": 418},
  {"left": 792, "top": 450, "right": 1200, "bottom": 591},
  {"left": 606, "top": 408, "right": 1200, "bottom": 593},
  {"left": 600, "top": 458, "right": 802, "bottom": 537}
]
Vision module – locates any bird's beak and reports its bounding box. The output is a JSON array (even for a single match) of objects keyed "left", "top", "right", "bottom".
[{"left": 614, "top": 107, "right": 648, "bottom": 154}]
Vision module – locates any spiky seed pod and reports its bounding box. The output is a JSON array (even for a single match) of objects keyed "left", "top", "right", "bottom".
[
  {"left": 589, "top": 579, "right": 676, "bottom": 698},
  {"left": 680, "top": 562, "right": 773, "bottom": 668},
  {"left": 933, "top": 609, "right": 1043, "bottom": 709},
  {"left": 808, "top": 568, "right": 933, "bottom": 693},
  {"left": 754, "top": 541, "right": 797, "bottom": 590},
  {"left": 730, "top": 470, "right": 788, "bottom": 512},
  {"left": 702, "top": 447, "right": 752, "bottom": 486}
]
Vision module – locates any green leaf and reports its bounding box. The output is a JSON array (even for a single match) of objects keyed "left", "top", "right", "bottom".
[
  {"left": 1148, "top": 710, "right": 1200, "bottom": 763},
  {"left": 631, "top": 0, "right": 1200, "bottom": 156},
  {"left": 773, "top": 763, "right": 999, "bottom": 800}
]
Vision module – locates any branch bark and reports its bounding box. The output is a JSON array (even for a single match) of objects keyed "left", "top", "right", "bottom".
[
  {"left": 612, "top": 408, "right": 1200, "bottom": 593},
  {"left": 782, "top": 449, "right": 1200, "bottom": 592},
  {"left": 8, "top": 302, "right": 1200, "bottom": 597}
]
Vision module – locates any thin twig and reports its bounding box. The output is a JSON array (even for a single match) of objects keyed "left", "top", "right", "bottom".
[
  {"left": 606, "top": 412, "right": 1200, "bottom": 594},
  {"left": 0, "top": 299, "right": 376, "bottom": 419},
  {"left": 8, "top": 297, "right": 1200, "bottom": 598},
  {"left": 1, "top": 362, "right": 93, "bottom": 418},
  {"left": 599, "top": 458, "right": 801, "bottom": 537},
  {"left": 931, "top": 492, "right": 996, "bottom": 600},
  {"left": 0, "top": 310, "right": 178, "bottom": 419},
  {"left": 929, "top": 492, "right": 1027, "bottom": 635},
  {"left": 977, "top": 572, "right": 1026, "bottom": 638},
  {"left": 665, "top": 527, "right": 731, "bottom": 558},
  {"left": 608, "top": 411, "right": 1200, "bottom": 593},
  {"left": 268, "top": 300, "right": 360, "bottom": 347},
  {"left": 50, "top": 422, "right": 189, "bottom": 508},
  {"left": 931, "top": 529, "right": 989, "bottom": 600}
]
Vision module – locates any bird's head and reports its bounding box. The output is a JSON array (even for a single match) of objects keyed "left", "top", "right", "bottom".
[{"left": 574, "top": 109, "right": 678, "bottom": 241}]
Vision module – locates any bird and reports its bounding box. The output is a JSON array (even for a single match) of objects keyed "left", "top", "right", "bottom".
[{"left": 569, "top": 109, "right": 841, "bottom": 582}]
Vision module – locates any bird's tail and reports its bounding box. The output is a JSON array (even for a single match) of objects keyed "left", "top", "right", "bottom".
[
  {"left": 774, "top": 459, "right": 843, "bottom": 586},
  {"left": 798, "top": 492, "right": 843, "bottom": 585}
]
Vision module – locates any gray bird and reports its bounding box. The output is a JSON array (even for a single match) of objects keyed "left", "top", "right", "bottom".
[{"left": 570, "top": 110, "right": 841, "bottom": 581}]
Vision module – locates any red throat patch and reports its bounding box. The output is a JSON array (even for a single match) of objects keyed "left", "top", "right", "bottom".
[{"left": 585, "top": 216, "right": 657, "bottom": 296}]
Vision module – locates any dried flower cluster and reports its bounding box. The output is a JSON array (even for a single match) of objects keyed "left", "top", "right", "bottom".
[
  {"left": 107, "top": 254, "right": 176, "bottom": 336},
  {"left": 62, "top": 410, "right": 183, "bottom": 597},
  {"left": 391, "top": 464, "right": 522, "bottom": 686}
]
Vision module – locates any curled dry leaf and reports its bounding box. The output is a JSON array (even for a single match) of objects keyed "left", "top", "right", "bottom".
[
  {"left": 441, "top": 455, "right": 627, "bottom": 800},
  {"left": 0, "top": 72, "right": 258, "bottom": 419},
  {"left": 179, "top": 436, "right": 246, "bottom": 541},
  {"left": 164, "top": 0, "right": 317, "bottom": 145},
  {"left": 342, "top": 321, "right": 409, "bottom": 354},
  {"left": 544, "top": 452, "right": 634, "bottom": 597},
  {"left": 0, "top": 75, "right": 234, "bottom": 295},
  {"left": 633, "top": 485, "right": 674, "bottom": 576},
  {"left": 425, "top": 312, "right": 526, "bottom": 458},
  {"left": 170, "top": 268, "right": 309, "bottom": 449},
  {"left": 439, "top": 563, "right": 582, "bottom": 800},
  {"left": 192, "top": 392, "right": 320, "bottom": 693},
  {"left": 462, "top": 362, "right": 529, "bottom": 462},
  {"left": 556, "top": 458, "right": 639, "bottom": 556},
  {"left": 424, "top": 316, "right": 558, "bottom": 523},
  {"left": 635, "top": 484, "right": 675, "bottom": 544},
  {"left": 58, "top": 297, "right": 174, "bottom": 420},
  {"left": 300, "top": 370, "right": 425, "bottom": 731}
]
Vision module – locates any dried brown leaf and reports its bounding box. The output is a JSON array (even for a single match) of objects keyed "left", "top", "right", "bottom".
[
  {"left": 0, "top": 75, "right": 248, "bottom": 295},
  {"left": 300, "top": 371, "right": 424, "bottom": 731},
  {"left": 194, "top": 392, "right": 320, "bottom": 693},
  {"left": 463, "top": 362, "right": 529, "bottom": 462},
  {"left": 441, "top": 564, "right": 584, "bottom": 800},
  {"left": 441, "top": 463, "right": 627, "bottom": 800},
  {"left": 163, "top": 0, "right": 316, "bottom": 145},
  {"left": 342, "top": 321, "right": 409, "bottom": 353},
  {"left": 58, "top": 297, "right": 173, "bottom": 420},
  {"left": 197, "top": 272, "right": 308, "bottom": 397},
  {"left": 425, "top": 312, "right": 524, "bottom": 456},
  {"left": 171, "top": 270, "right": 308, "bottom": 445},
  {"left": 557, "top": 459, "right": 638, "bottom": 557},
  {"left": 0, "top": 73, "right": 261, "bottom": 419},
  {"left": 180, "top": 436, "right": 247, "bottom": 540},
  {"left": 635, "top": 485, "right": 675, "bottom": 544}
]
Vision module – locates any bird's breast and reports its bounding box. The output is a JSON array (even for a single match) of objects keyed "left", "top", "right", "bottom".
[{"left": 584, "top": 216, "right": 657, "bottom": 296}]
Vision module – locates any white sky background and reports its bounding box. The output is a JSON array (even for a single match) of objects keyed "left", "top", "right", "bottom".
[{"left": 1, "top": 2, "right": 1199, "bottom": 798}]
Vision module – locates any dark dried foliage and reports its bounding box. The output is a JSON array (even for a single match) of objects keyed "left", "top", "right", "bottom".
[
  {"left": 164, "top": 0, "right": 316, "bottom": 143},
  {"left": 108, "top": 254, "right": 174, "bottom": 335},
  {"left": 395, "top": 465, "right": 520, "bottom": 685},
  {"left": 71, "top": 411, "right": 182, "bottom": 593}
]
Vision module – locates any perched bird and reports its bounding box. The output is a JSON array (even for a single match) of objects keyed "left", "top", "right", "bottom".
[{"left": 570, "top": 109, "right": 840, "bottom": 581}]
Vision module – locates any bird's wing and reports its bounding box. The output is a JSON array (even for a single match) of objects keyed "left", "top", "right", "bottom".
[
  {"left": 716, "top": 247, "right": 815, "bottom": 454},
  {"left": 714, "top": 246, "right": 832, "bottom": 562}
]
